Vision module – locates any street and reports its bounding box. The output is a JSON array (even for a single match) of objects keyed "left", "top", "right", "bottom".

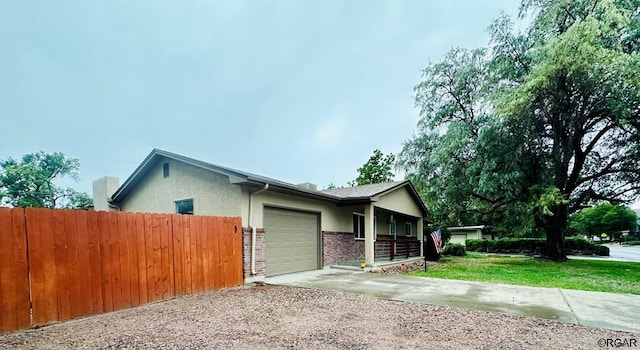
[{"left": 606, "top": 244, "right": 640, "bottom": 262}]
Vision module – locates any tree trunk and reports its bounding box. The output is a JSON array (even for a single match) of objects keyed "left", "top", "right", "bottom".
[{"left": 535, "top": 204, "right": 568, "bottom": 261}]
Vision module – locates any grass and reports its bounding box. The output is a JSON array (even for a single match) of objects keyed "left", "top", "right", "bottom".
[{"left": 409, "top": 254, "right": 640, "bottom": 295}]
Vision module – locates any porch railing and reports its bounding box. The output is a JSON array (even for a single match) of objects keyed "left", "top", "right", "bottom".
[{"left": 374, "top": 236, "right": 421, "bottom": 261}]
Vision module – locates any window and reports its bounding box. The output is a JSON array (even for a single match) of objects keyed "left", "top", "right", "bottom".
[
  {"left": 175, "top": 199, "right": 193, "bottom": 215},
  {"left": 389, "top": 221, "right": 396, "bottom": 237},
  {"left": 353, "top": 213, "right": 377, "bottom": 240},
  {"left": 163, "top": 163, "right": 170, "bottom": 178},
  {"left": 353, "top": 213, "right": 365, "bottom": 239},
  {"left": 405, "top": 222, "right": 413, "bottom": 236}
]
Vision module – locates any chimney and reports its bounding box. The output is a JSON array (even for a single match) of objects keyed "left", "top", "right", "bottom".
[
  {"left": 92, "top": 176, "right": 120, "bottom": 211},
  {"left": 296, "top": 182, "right": 317, "bottom": 191}
]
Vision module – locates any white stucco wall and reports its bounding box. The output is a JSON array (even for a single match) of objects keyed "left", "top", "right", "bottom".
[{"left": 119, "top": 158, "right": 242, "bottom": 216}]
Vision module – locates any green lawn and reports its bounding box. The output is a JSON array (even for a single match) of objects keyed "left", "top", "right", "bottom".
[{"left": 408, "top": 254, "right": 640, "bottom": 295}]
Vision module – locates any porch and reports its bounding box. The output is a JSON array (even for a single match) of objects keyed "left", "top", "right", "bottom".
[{"left": 374, "top": 236, "right": 421, "bottom": 262}]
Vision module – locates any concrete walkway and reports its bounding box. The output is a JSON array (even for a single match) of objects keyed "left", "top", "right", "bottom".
[{"left": 266, "top": 269, "right": 640, "bottom": 334}]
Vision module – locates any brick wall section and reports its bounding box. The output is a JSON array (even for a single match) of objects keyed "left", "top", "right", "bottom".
[
  {"left": 322, "top": 231, "right": 365, "bottom": 266},
  {"left": 242, "top": 227, "right": 265, "bottom": 278}
]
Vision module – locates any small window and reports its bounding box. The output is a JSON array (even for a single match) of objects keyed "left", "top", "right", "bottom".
[
  {"left": 353, "top": 213, "right": 377, "bottom": 240},
  {"left": 175, "top": 199, "right": 193, "bottom": 215},
  {"left": 389, "top": 221, "right": 396, "bottom": 237},
  {"left": 163, "top": 163, "right": 170, "bottom": 178},
  {"left": 353, "top": 213, "right": 365, "bottom": 239},
  {"left": 405, "top": 222, "right": 413, "bottom": 236}
]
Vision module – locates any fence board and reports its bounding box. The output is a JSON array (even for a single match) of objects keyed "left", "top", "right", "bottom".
[
  {"left": 2, "top": 208, "right": 242, "bottom": 333},
  {"left": 225, "top": 217, "right": 243, "bottom": 287},
  {"left": 52, "top": 210, "right": 71, "bottom": 322},
  {"left": 117, "top": 212, "right": 132, "bottom": 309},
  {"left": 200, "top": 216, "right": 211, "bottom": 291},
  {"left": 64, "top": 210, "right": 82, "bottom": 320},
  {"left": 0, "top": 208, "right": 30, "bottom": 333},
  {"left": 182, "top": 216, "right": 193, "bottom": 294},
  {"left": 134, "top": 213, "right": 147, "bottom": 305},
  {"left": 171, "top": 216, "right": 185, "bottom": 296},
  {"left": 11, "top": 209, "right": 30, "bottom": 331},
  {"left": 74, "top": 211, "right": 92, "bottom": 316},
  {"left": 159, "top": 215, "right": 172, "bottom": 299},
  {"left": 212, "top": 217, "right": 223, "bottom": 289},
  {"left": 98, "top": 211, "right": 113, "bottom": 313},
  {"left": 190, "top": 216, "right": 200, "bottom": 293},
  {"left": 86, "top": 210, "right": 103, "bottom": 315},
  {"left": 25, "top": 208, "right": 45, "bottom": 325},
  {"left": 152, "top": 214, "right": 163, "bottom": 301},
  {"left": 127, "top": 214, "right": 140, "bottom": 307},
  {"left": 40, "top": 209, "right": 58, "bottom": 324},
  {"left": 143, "top": 213, "right": 156, "bottom": 303}
]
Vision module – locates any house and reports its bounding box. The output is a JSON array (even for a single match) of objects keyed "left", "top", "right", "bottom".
[
  {"left": 447, "top": 225, "right": 492, "bottom": 246},
  {"left": 93, "top": 149, "right": 429, "bottom": 283}
]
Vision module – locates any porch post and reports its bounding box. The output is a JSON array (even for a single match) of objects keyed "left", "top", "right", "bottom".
[
  {"left": 364, "top": 204, "right": 375, "bottom": 266},
  {"left": 417, "top": 219, "right": 424, "bottom": 257}
]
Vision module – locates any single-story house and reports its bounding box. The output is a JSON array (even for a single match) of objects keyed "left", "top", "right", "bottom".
[
  {"left": 93, "top": 149, "right": 429, "bottom": 283},
  {"left": 447, "top": 225, "right": 492, "bottom": 246}
]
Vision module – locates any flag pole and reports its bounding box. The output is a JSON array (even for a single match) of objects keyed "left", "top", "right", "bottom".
[{"left": 424, "top": 233, "right": 428, "bottom": 272}]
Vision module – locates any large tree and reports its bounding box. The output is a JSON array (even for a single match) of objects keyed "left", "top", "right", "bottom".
[
  {"left": 399, "top": 0, "right": 640, "bottom": 260},
  {"left": 0, "top": 151, "right": 93, "bottom": 209},
  {"left": 352, "top": 149, "right": 396, "bottom": 186}
]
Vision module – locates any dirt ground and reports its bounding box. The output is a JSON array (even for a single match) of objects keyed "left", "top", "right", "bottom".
[{"left": 1, "top": 285, "right": 637, "bottom": 350}]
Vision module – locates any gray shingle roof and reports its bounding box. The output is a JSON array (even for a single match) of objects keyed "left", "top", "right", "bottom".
[
  {"left": 320, "top": 181, "right": 407, "bottom": 198},
  {"left": 109, "top": 149, "right": 428, "bottom": 216}
]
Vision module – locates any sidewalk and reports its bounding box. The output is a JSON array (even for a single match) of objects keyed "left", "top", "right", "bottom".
[{"left": 266, "top": 269, "right": 640, "bottom": 334}]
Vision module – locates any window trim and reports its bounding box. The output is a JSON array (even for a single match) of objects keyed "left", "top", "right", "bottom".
[
  {"left": 405, "top": 222, "right": 413, "bottom": 237},
  {"left": 163, "top": 163, "right": 170, "bottom": 178},
  {"left": 353, "top": 213, "right": 377, "bottom": 241},
  {"left": 175, "top": 198, "right": 194, "bottom": 215},
  {"left": 353, "top": 213, "right": 365, "bottom": 240},
  {"left": 389, "top": 220, "right": 397, "bottom": 239}
]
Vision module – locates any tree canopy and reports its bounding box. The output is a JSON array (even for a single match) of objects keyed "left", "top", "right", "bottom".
[
  {"left": 0, "top": 151, "right": 93, "bottom": 209},
  {"left": 352, "top": 149, "right": 396, "bottom": 186},
  {"left": 570, "top": 203, "right": 637, "bottom": 238},
  {"left": 399, "top": 0, "right": 640, "bottom": 260}
]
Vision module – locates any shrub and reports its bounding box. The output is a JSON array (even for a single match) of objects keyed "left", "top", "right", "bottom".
[
  {"left": 442, "top": 243, "right": 466, "bottom": 256},
  {"left": 464, "top": 237, "right": 609, "bottom": 256}
]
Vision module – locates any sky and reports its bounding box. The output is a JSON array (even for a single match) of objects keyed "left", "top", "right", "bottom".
[{"left": 1, "top": 1, "right": 523, "bottom": 198}]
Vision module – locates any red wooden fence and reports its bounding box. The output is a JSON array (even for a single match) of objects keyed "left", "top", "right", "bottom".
[{"left": 0, "top": 207, "right": 243, "bottom": 333}]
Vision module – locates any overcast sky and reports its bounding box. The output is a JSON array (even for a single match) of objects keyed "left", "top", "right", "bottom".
[{"left": 1, "top": 1, "right": 522, "bottom": 197}]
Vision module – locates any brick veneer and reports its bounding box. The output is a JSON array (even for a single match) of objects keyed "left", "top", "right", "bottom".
[
  {"left": 242, "top": 227, "right": 265, "bottom": 278},
  {"left": 322, "top": 231, "right": 364, "bottom": 266}
]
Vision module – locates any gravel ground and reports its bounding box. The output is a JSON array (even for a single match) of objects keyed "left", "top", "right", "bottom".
[{"left": 1, "top": 285, "right": 637, "bottom": 350}]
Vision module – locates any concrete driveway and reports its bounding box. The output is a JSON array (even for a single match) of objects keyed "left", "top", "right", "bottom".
[{"left": 266, "top": 269, "right": 640, "bottom": 334}]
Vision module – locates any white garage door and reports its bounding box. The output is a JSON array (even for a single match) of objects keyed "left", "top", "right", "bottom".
[
  {"left": 264, "top": 207, "right": 319, "bottom": 276},
  {"left": 449, "top": 233, "right": 468, "bottom": 246}
]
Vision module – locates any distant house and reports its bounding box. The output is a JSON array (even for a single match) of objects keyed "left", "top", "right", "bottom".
[
  {"left": 447, "top": 225, "right": 492, "bottom": 246},
  {"left": 93, "top": 149, "right": 429, "bottom": 283}
]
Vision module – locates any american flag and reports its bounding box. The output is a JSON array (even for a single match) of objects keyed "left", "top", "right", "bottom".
[{"left": 430, "top": 228, "right": 442, "bottom": 254}]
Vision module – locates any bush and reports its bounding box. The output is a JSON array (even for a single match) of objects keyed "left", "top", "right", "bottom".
[
  {"left": 464, "top": 237, "right": 609, "bottom": 256},
  {"left": 442, "top": 243, "right": 466, "bottom": 256}
]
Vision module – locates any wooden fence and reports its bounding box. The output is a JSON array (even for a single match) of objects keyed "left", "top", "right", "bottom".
[{"left": 0, "top": 207, "right": 243, "bottom": 333}]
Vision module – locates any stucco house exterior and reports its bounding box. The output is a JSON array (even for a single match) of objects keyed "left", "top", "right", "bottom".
[
  {"left": 447, "top": 225, "right": 492, "bottom": 246},
  {"left": 93, "top": 149, "right": 429, "bottom": 283}
]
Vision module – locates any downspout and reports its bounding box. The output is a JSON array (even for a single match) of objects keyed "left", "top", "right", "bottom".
[
  {"left": 107, "top": 197, "right": 121, "bottom": 211},
  {"left": 249, "top": 183, "right": 269, "bottom": 275}
]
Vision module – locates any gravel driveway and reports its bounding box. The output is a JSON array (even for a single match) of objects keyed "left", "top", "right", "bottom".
[{"left": 1, "top": 285, "right": 636, "bottom": 349}]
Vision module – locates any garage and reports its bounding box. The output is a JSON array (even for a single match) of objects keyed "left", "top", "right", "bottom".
[{"left": 264, "top": 207, "right": 319, "bottom": 276}]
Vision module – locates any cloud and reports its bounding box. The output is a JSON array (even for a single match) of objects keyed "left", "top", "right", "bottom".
[{"left": 307, "top": 113, "right": 351, "bottom": 152}]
